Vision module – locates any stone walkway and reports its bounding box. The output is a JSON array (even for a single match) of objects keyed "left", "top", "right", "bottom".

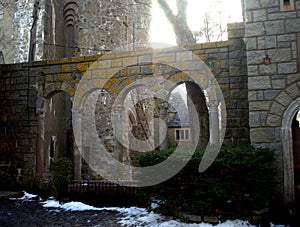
[{"left": 0, "top": 196, "right": 124, "bottom": 227}]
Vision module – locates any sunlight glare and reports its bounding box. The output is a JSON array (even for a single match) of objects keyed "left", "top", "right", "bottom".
[{"left": 150, "top": 0, "right": 243, "bottom": 46}]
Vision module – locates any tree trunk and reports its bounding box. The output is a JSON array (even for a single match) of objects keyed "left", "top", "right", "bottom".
[{"left": 157, "top": 0, "right": 196, "bottom": 45}]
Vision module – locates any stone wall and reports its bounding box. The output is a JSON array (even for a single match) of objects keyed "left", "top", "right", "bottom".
[
  {"left": 74, "top": 0, "right": 151, "bottom": 56},
  {"left": 0, "top": 24, "right": 249, "bottom": 182},
  {"left": 0, "top": 0, "right": 14, "bottom": 64},
  {"left": 2, "top": 0, "right": 151, "bottom": 64},
  {"left": 244, "top": 0, "right": 300, "bottom": 208}
]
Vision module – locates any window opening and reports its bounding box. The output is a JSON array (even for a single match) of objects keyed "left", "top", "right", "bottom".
[{"left": 175, "top": 128, "right": 190, "bottom": 141}]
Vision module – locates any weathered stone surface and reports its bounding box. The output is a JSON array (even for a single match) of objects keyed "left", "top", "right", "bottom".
[
  {"left": 270, "top": 101, "right": 286, "bottom": 116},
  {"left": 248, "top": 76, "right": 271, "bottom": 90},
  {"left": 264, "top": 90, "right": 280, "bottom": 100},
  {"left": 278, "top": 62, "right": 297, "bottom": 74},
  {"left": 250, "top": 128, "right": 275, "bottom": 143},
  {"left": 249, "top": 101, "right": 272, "bottom": 111},
  {"left": 249, "top": 112, "right": 261, "bottom": 127},
  {"left": 253, "top": 9, "right": 267, "bottom": 22}
]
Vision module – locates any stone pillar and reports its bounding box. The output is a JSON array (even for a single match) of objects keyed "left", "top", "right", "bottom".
[
  {"left": 72, "top": 110, "right": 81, "bottom": 181},
  {"left": 113, "top": 104, "right": 132, "bottom": 180},
  {"left": 209, "top": 100, "right": 220, "bottom": 145},
  {"left": 35, "top": 82, "right": 45, "bottom": 178},
  {"left": 158, "top": 101, "right": 169, "bottom": 150},
  {"left": 73, "top": 145, "right": 81, "bottom": 181}
]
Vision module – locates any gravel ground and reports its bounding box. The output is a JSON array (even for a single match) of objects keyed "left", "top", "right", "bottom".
[{"left": 0, "top": 199, "right": 124, "bottom": 227}]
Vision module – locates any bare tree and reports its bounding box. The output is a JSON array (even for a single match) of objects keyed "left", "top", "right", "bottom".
[
  {"left": 157, "top": 0, "right": 210, "bottom": 147},
  {"left": 157, "top": 0, "right": 196, "bottom": 45}
]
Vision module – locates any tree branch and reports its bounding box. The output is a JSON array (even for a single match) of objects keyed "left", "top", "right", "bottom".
[{"left": 157, "top": 0, "right": 196, "bottom": 45}]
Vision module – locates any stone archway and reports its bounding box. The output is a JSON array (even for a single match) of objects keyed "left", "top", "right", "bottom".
[
  {"left": 281, "top": 97, "right": 300, "bottom": 208},
  {"left": 38, "top": 91, "right": 73, "bottom": 178}
]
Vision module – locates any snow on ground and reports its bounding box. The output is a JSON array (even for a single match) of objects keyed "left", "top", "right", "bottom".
[
  {"left": 11, "top": 192, "right": 284, "bottom": 227},
  {"left": 9, "top": 191, "right": 41, "bottom": 201},
  {"left": 41, "top": 198, "right": 256, "bottom": 227}
]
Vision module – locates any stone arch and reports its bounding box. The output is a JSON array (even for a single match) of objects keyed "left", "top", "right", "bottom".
[
  {"left": 281, "top": 97, "right": 300, "bottom": 208},
  {"left": 73, "top": 50, "right": 226, "bottom": 147},
  {"left": 41, "top": 90, "right": 74, "bottom": 175},
  {"left": 104, "top": 64, "right": 212, "bottom": 146},
  {"left": 267, "top": 81, "right": 300, "bottom": 127},
  {"left": 266, "top": 80, "right": 300, "bottom": 208},
  {"left": 44, "top": 81, "right": 76, "bottom": 99},
  {"left": 72, "top": 49, "right": 226, "bottom": 181}
]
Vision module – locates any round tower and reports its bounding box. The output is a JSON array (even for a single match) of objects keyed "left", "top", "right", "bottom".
[{"left": 65, "top": 0, "right": 152, "bottom": 57}]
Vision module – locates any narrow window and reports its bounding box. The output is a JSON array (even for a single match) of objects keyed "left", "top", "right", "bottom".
[
  {"left": 185, "top": 129, "right": 189, "bottom": 140},
  {"left": 280, "top": 0, "right": 294, "bottom": 11},
  {"left": 176, "top": 130, "right": 180, "bottom": 140}
]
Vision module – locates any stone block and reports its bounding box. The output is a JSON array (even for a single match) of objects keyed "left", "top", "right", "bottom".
[
  {"left": 277, "top": 34, "right": 296, "bottom": 42},
  {"left": 259, "top": 64, "right": 277, "bottom": 75},
  {"left": 264, "top": 90, "right": 280, "bottom": 100},
  {"left": 286, "top": 18, "right": 300, "bottom": 33},
  {"left": 244, "top": 0, "right": 260, "bottom": 10},
  {"left": 49, "top": 65, "right": 61, "bottom": 74},
  {"left": 253, "top": 9, "right": 267, "bottom": 22},
  {"left": 245, "top": 22, "right": 265, "bottom": 37},
  {"left": 260, "top": 0, "right": 278, "bottom": 7},
  {"left": 276, "top": 90, "right": 294, "bottom": 107},
  {"left": 285, "top": 83, "right": 300, "bottom": 99},
  {"left": 248, "top": 91, "right": 257, "bottom": 101},
  {"left": 268, "top": 11, "right": 297, "bottom": 20},
  {"left": 272, "top": 79, "right": 286, "bottom": 89},
  {"left": 267, "top": 7, "right": 279, "bottom": 14},
  {"left": 266, "top": 114, "right": 282, "bottom": 127},
  {"left": 270, "top": 101, "right": 286, "bottom": 115},
  {"left": 258, "top": 36, "right": 277, "bottom": 50},
  {"left": 247, "top": 65, "right": 258, "bottom": 76},
  {"left": 265, "top": 20, "right": 285, "bottom": 35},
  {"left": 268, "top": 48, "right": 292, "bottom": 63},
  {"left": 249, "top": 101, "right": 272, "bottom": 111},
  {"left": 278, "top": 62, "right": 297, "bottom": 74},
  {"left": 248, "top": 76, "right": 271, "bottom": 90},
  {"left": 250, "top": 128, "right": 275, "bottom": 143},
  {"left": 246, "top": 37, "right": 257, "bottom": 51},
  {"left": 247, "top": 50, "right": 265, "bottom": 64},
  {"left": 250, "top": 112, "right": 261, "bottom": 127},
  {"left": 287, "top": 73, "right": 300, "bottom": 85}
]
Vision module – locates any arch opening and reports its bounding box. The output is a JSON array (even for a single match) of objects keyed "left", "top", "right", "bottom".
[{"left": 42, "top": 91, "right": 73, "bottom": 177}]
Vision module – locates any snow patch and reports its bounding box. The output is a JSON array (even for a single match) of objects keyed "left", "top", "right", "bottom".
[
  {"left": 10, "top": 194, "right": 287, "bottom": 227},
  {"left": 9, "top": 191, "right": 41, "bottom": 201}
]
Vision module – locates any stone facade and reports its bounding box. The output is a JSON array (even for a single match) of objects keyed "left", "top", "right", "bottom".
[
  {"left": 2, "top": 0, "right": 300, "bottom": 217},
  {"left": 1, "top": 0, "right": 151, "bottom": 64},
  {"left": 244, "top": 0, "right": 300, "bottom": 209},
  {"left": 0, "top": 0, "right": 14, "bottom": 63},
  {"left": 0, "top": 24, "right": 248, "bottom": 183}
]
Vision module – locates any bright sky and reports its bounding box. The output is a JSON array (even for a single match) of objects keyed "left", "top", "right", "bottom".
[{"left": 150, "top": 0, "right": 243, "bottom": 46}]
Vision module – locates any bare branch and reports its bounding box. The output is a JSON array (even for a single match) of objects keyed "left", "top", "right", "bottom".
[{"left": 157, "top": 0, "right": 196, "bottom": 45}]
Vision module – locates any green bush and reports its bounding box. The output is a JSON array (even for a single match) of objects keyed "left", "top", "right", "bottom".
[
  {"left": 49, "top": 158, "right": 72, "bottom": 198},
  {"left": 136, "top": 143, "right": 275, "bottom": 219}
]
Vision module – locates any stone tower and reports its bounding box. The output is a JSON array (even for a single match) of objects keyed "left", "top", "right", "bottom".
[
  {"left": 9, "top": 0, "right": 151, "bottom": 63},
  {"left": 244, "top": 0, "right": 300, "bottom": 214}
]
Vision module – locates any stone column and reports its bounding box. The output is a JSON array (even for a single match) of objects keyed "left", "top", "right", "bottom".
[
  {"left": 35, "top": 83, "right": 45, "bottom": 178},
  {"left": 36, "top": 115, "right": 45, "bottom": 178},
  {"left": 73, "top": 144, "right": 81, "bottom": 181},
  {"left": 209, "top": 100, "right": 220, "bottom": 145},
  {"left": 158, "top": 101, "right": 169, "bottom": 150},
  {"left": 72, "top": 110, "right": 81, "bottom": 181}
]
